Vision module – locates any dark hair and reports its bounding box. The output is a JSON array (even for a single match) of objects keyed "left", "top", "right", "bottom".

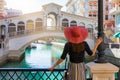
[{"left": 71, "top": 42, "right": 85, "bottom": 53}]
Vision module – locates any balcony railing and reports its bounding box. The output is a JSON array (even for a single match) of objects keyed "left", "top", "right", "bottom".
[
  {"left": 0, "top": 68, "right": 118, "bottom": 80},
  {"left": 0, "top": 68, "right": 65, "bottom": 80}
]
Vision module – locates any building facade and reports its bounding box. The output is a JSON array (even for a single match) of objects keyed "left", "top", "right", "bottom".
[
  {"left": 66, "top": 0, "right": 116, "bottom": 43},
  {"left": 5, "top": 8, "right": 23, "bottom": 18},
  {"left": 109, "top": 0, "right": 120, "bottom": 32},
  {"left": 87, "top": 0, "right": 98, "bottom": 19},
  {"left": 66, "top": 0, "right": 85, "bottom": 16},
  {"left": 109, "top": 0, "right": 120, "bottom": 43}
]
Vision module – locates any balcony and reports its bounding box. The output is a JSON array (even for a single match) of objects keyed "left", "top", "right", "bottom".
[{"left": 109, "top": 6, "right": 120, "bottom": 15}]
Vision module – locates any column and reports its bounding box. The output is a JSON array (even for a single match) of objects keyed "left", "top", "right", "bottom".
[
  {"left": 43, "top": 15, "right": 47, "bottom": 30},
  {"left": 86, "top": 62, "right": 119, "bottom": 80}
]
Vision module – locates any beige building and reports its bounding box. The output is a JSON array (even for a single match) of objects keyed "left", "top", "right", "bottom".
[
  {"left": 0, "top": 0, "right": 6, "bottom": 18},
  {"left": 5, "top": 8, "right": 23, "bottom": 18}
]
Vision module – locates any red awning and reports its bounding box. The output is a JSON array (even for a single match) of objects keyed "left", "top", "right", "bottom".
[
  {"left": 0, "top": 14, "right": 4, "bottom": 18},
  {"left": 104, "top": 23, "right": 114, "bottom": 27}
]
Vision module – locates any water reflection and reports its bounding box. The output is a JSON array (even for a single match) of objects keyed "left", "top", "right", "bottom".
[{"left": 25, "top": 43, "right": 52, "bottom": 68}]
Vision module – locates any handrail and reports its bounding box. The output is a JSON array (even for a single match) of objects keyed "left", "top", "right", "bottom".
[
  {"left": 0, "top": 68, "right": 65, "bottom": 71},
  {"left": 0, "top": 68, "right": 66, "bottom": 80},
  {"left": 8, "top": 29, "right": 63, "bottom": 39},
  {"left": 0, "top": 68, "right": 118, "bottom": 80}
]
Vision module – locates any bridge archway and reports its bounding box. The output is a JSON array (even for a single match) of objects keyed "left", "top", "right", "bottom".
[
  {"left": 35, "top": 18, "right": 43, "bottom": 31},
  {"left": 70, "top": 20, "right": 77, "bottom": 26},
  {"left": 26, "top": 20, "right": 34, "bottom": 31},
  {"left": 8, "top": 31, "right": 65, "bottom": 51},
  {"left": 87, "top": 24, "right": 93, "bottom": 33},
  {"left": 19, "top": 36, "right": 65, "bottom": 51},
  {"left": 62, "top": 18, "right": 69, "bottom": 27},
  {"left": 47, "top": 12, "right": 57, "bottom": 30},
  {"left": 17, "top": 21, "right": 25, "bottom": 34},
  {"left": 8, "top": 23, "right": 16, "bottom": 32},
  {"left": 78, "top": 22, "right": 85, "bottom": 27}
]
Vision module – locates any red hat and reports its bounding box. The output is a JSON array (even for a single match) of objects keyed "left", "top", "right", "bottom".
[{"left": 64, "top": 26, "right": 88, "bottom": 44}]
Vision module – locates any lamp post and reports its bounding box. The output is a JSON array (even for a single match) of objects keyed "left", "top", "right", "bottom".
[{"left": 94, "top": 0, "right": 107, "bottom": 63}]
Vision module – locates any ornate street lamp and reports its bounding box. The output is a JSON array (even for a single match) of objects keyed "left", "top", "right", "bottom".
[{"left": 94, "top": 0, "right": 107, "bottom": 63}]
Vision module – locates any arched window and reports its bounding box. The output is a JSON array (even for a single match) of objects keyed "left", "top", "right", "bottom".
[
  {"left": 35, "top": 18, "right": 43, "bottom": 31},
  {"left": 70, "top": 20, "right": 77, "bottom": 26},
  {"left": 62, "top": 18, "right": 69, "bottom": 27},
  {"left": 78, "top": 22, "right": 85, "bottom": 27},
  {"left": 8, "top": 23, "right": 16, "bottom": 37},
  {"left": 8, "top": 23, "right": 16, "bottom": 33},
  {"left": 26, "top": 20, "right": 34, "bottom": 31},
  {"left": 17, "top": 21, "right": 25, "bottom": 34}
]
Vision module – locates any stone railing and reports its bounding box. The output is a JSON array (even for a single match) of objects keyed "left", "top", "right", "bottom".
[{"left": 8, "top": 28, "right": 63, "bottom": 39}]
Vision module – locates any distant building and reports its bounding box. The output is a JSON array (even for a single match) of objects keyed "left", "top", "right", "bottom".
[
  {"left": 109, "top": 0, "right": 120, "bottom": 32},
  {"left": 66, "top": 0, "right": 85, "bottom": 16},
  {"left": 87, "top": 0, "right": 98, "bottom": 19},
  {"left": 109, "top": 0, "right": 120, "bottom": 43},
  {"left": 0, "top": 0, "right": 6, "bottom": 18},
  {"left": 66, "top": 0, "right": 115, "bottom": 26},
  {"left": 0, "top": 0, "right": 23, "bottom": 19},
  {"left": 5, "top": 8, "right": 23, "bottom": 18},
  {"left": 66, "top": 0, "right": 115, "bottom": 43}
]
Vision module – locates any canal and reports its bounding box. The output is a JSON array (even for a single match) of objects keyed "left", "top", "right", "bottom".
[{"left": 1, "top": 39, "right": 67, "bottom": 69}]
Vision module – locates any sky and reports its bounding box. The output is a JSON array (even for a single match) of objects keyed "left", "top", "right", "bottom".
[{"left": 5, "top": 0, "right": 68, "bottom": 14}]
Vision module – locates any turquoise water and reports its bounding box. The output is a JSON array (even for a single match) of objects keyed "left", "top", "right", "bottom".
[
  {"left": 1, "top": 38, "right": 67, "bottom": 68},
  {"left": 1, "top": 43, "right": 66, "bottom": 68}
]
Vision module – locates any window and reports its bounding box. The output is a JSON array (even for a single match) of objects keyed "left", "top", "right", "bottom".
[
  {"left": 93, "top": 14, "right": 96, "bottom": 17},
  {"left": 89, "top": 14, "right": 92, "bottom": 17},
  {"left": 105, "top": 15, "right": 108, "bottom": 20},
  {"left": 106, "top": 6, "right": 108, "bottom": 10},
  {"left": 113, "top": 15, "right": 115, "bottom": 18}
]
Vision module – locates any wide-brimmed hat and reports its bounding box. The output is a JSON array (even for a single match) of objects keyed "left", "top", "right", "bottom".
[{"left": 64, "top": 26, "right": 88, "bottom": 43}]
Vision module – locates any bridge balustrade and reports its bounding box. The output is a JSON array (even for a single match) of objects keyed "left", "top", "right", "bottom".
[{"left": 8, "top": 27, "right": 64, "bottom": 39}]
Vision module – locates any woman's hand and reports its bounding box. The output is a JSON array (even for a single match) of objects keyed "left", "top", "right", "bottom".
[
  {"left": 48, "top": 59, "right": 64, "bottom": 71},
  {"left": 96, "top": 37, "right": 103, "bottom": 46},
  {"left": 92, "top": 37, "right": 103, "bottom": 56},
  {"left": 48, "top": 67, "right": 55, "bottom": 71}
]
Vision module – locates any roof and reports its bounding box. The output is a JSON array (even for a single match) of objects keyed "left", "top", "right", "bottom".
[{"left": 42, "top": 3, "right": 62, "bottom": 9}]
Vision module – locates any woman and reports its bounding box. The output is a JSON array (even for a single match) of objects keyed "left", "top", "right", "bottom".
[{"left": 49, "top": 26, "right": 103, "bottom": 80}]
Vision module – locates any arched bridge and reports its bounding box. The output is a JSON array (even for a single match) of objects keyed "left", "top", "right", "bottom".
[
  {"left": 9, "top": 30, "right": 65, "bottom": 51},
  {"left": 7, "top": 29, "right": 94, "bottom": 61}
]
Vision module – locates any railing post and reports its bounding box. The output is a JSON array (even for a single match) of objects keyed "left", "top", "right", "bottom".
[
  {"left": 86, "top": 62, "right": 119, "bottom": 80},
  {"left": 118, "top": 69, "right": 120, "bottom": 80}
]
